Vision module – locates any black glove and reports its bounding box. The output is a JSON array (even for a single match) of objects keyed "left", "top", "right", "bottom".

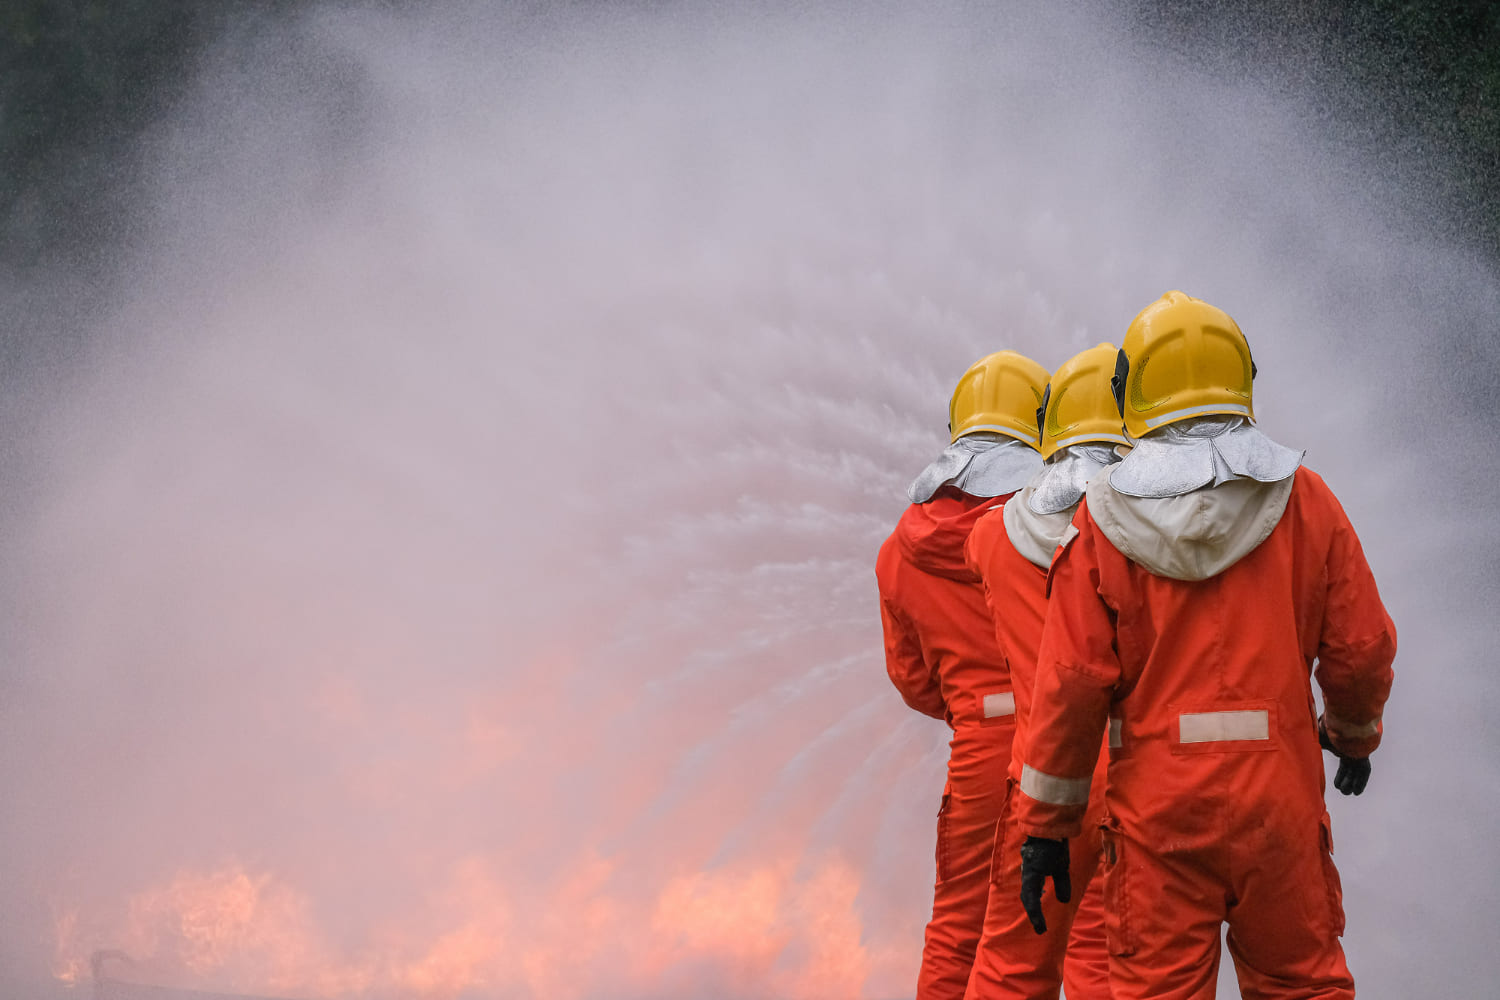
[
  {"left": 1318, "top": 718, "right": 1371, "bottom": 796},
  {"left": 1019, "top": 836, "right": 1071, "bottom": 934}
]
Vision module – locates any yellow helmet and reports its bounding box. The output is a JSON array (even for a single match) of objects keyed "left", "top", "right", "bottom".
[
  {"left": 949, "top": 350, "right": 1050, "bottom": 449},
  {"left": 1036, "top": 342, "right": 1130, "bottom": 459},
  {"left": 1112, "top": 290, "right": 1258, "bottom": 439}
]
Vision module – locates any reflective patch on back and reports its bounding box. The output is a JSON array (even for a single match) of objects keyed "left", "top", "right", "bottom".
[
  {"left": 1178, "top": 710, "right": 1270, "bottom": 744},
  {"left": 983, "top": 691, "right": 1016, "bottom": 718}
]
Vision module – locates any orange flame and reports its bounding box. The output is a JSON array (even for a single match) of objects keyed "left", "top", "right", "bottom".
[{"left": 54, "top": 852, "right": 890, "bottom": 999}]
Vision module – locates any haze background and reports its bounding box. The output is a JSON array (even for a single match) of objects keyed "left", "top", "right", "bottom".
[{"left": 2, "top": 2, "right": 1497, "bottom": 998}]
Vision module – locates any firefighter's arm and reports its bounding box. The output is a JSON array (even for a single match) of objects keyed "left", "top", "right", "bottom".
[
  {"left": 1015, "top": 518, "right": 1119, "bottom": 840},
  {"left": 1314, "top": 497, "right": 1396, "bottom": 759},
  {"left": 965, "top": 509, "right": 1014, "bottom": 682},
  {"left": 880, "top": 596, "right": 946, "bottom": 720},
  {"left": 963, "top": 504, "right": 1006, "bottom": 579}
]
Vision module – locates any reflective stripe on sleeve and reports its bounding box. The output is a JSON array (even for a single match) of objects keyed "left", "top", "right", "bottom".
[
  {"left": 1325, "top": 712, "right": 1381, "bottom": 738},
  {"left": 1178, "top": 709, "right": 1269, "bottom": 744},
  {"left": 1108, "top": 717, "right": 1123, "bottom": 748},
  {"left": 1019, "top": 764, "right": 1092, "bottom": 806},
  {"left": 983, "top": 692, "right": 1016, "bottom": 719}
]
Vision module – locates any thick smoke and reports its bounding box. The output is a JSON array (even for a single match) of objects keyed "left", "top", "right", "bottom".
[{"left": 2, "top": 2, "right": 1496, "bottom": 998}]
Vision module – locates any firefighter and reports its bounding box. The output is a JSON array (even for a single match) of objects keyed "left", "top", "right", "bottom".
[
  {"left": 1014, "top": 292, "right": 1396, "bottom": 1000},
  {"left": 876, "top": 350, "right": 1049, "bottom": 1000},
  {"left": 963, "top": 343, "right": 1126, "bottom": 1000}
]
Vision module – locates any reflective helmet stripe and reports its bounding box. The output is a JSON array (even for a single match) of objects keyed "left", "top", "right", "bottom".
[
  {"left": 1051, "top": 431, "right": 1130, "bottom": 451},
  {"left": 1142, "top": 402, "right": 1251, "bottom": 430},
  {"left": 965, "top": 423, "right": 1039, "bottom": 445}
]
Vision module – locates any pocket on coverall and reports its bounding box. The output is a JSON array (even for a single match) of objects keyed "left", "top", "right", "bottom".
[
  {"left": 987, "top": 777, "right": 1018, "bottom": 889},
  {"left": 1099, "top": 819, "right": 1138, "bottom": 957},
  {"left": 936, "top": 790, "right": 953, "bottom": 883},
  {"left": 1318, "top": 811, "right": 1347, "bottom": 937}
]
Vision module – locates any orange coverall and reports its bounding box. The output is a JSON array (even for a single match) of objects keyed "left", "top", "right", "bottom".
[
  {"left": 877, "top": 485, "right": 1019, "bottom": 1000},
  {"left": 1016, "top": 468, "right": 1396, "bottom": 1000},
  {"left": 962, "top": 504, "right": 1111, "bottom": 1000}
]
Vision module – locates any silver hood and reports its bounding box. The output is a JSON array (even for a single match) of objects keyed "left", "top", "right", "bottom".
[
  {"left": 907, "top": 433, "right": 1043, "bottom": 503},
  {"left": 1004, "top": 443, "right": 1124, "bottom": 568},
  {"left": 1110, "top": 415, "right": 1303, "bottom": 499},
  {"left": 1028, "top": 443, "right": 1124, "bottom": 514}
]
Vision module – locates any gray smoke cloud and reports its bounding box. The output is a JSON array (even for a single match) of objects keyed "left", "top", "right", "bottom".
[{"left": 2, "top": 2, "right": 1496, "bottom": 998}]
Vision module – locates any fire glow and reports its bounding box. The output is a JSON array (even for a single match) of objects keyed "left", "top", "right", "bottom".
[{"left": 54, "top": 857, "right": 882, "bottom": 999}]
